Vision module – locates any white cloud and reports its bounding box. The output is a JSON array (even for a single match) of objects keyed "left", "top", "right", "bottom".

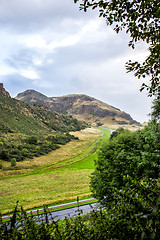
[
  {"left": 25, "top": 35, "right": 47, "bottom": 48},
  {"left": 0, "top": 0, "right": 152, "bottom": 123},
  {"left": 20, "top": 69, "right": 39, "bottom": 79}
]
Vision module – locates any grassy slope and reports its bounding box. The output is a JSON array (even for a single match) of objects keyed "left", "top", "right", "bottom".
[
  {"left": 0, "top": 93, "right": 88, "bottom": 135},
  {"left": 0, "top": 93, "right": 49, "bottom": 135},
  {"left": 0, "top": 127, "right": 110, "bottom": 214}
]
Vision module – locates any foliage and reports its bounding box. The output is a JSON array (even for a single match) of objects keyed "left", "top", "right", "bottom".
[
  {"left": 109, "top": 127, "right": 124, "bottom": 139},
  {"left": 150, "top": 96, "right": 160, "bottom": 122},
  {"left": 90, "top": 122, "right": 160, "bottom": 239},
  {"left": 91, "top": 122, "right": 160, "bottom": 203},
  {"left": 10, "top": 158, "right": 16, "bottom": 167},
  {"left": 0, "top": 201, "right": 160, "bottom": 240},
  {"left": 74, "top": 0, "right": 160, "bottom": 96},
  {"left": 0, "top": 133, "right": 78, "bottom": 162},
  {"left": 28, "top": 136, "right": 38, "bottom": 145}
]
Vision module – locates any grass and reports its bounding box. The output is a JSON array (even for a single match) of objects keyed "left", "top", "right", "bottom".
[{"left": 0, "top": 127, "right": 111, "bottom": 215}]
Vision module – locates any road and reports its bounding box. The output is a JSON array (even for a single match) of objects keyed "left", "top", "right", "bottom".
[
  {"left": 34, "top": 202, "right": 98, "bottom": 222},
  {"left": 98, "top": 126, "right": 115, "bottom": 133},
  {"left": 1, "top": 202, "right": 98, "bottom": 229},
  {"left": 2, "top": 198, "right": 97, "bottom": 221}
]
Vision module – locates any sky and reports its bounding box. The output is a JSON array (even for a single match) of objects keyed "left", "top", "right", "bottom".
[{"left": 0, "top": 0, "right": 153, "bottom": 123}]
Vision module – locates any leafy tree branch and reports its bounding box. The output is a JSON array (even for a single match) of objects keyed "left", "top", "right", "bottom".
[{"left": 74, "top": 0, "right": 160, "bottom": 96}]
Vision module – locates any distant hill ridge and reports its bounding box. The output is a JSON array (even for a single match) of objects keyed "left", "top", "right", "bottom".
[{"left": 16, "top": 90, "right": 139, "bottom": 126}]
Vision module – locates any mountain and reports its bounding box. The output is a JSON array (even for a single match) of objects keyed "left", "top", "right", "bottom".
[{"left": 16, "top": 90, "right": 140, "bottom": 126}]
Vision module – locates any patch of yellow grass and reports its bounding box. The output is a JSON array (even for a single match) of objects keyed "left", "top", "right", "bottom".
[
  {"left": 0, "top": 128, "right": 102, "bottom": 178},
  {"left": 0, "top": 168, "right": 93, "bottom": 214}
]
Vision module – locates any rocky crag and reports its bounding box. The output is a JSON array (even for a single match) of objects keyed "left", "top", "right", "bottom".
[{"left": 0, "top": 83, "right": 10, "bottom": 97}]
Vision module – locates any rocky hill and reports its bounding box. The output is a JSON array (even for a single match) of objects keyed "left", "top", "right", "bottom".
[{"left": 16, "top": 90, "right": 139, "bottom": 126}]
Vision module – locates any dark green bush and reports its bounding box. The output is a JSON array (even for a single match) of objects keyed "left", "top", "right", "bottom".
[
  {"left": 0, "top": 150, "right": 10, "bottom": 161},
  {"left": 0, "top": 132, "right": 78, "bottom": 162},
  {"left": 90, "top": 122, "right": 160, "bottom": 239},
  {"left": 110, "top": 127, "right": 125, "bottom": 139},
  {"left": 28, "top": 136, "right": 38, "bottom": 144},
  {"left": 11, "top": 158, "right": 16, "bottom": 167}
]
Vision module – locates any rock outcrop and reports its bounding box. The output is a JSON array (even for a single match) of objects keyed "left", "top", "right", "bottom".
[{"left": 0, "top": 83, "right": 10, "bottom": 97}]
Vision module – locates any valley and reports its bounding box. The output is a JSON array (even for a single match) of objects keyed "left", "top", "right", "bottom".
[
  {"left": 0, "top": 127, "right": 110, "bottom": 215},
  {"left": 0, "top": 86, "right": 139, "bottom": 215}
]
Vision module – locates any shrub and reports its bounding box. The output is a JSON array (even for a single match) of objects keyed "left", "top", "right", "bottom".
[
  {"left": 21, "top": 148, "right": 30, "bottom": 157},
  {"left": 28, "top": 136, "right": 37, "bottom": 144},
  {"left": 11, "top": 158, "right": 16, "bottom": 167},
  {"left": 0, "top": 150, "right": 10, "bottom": 161},
  {"left": 0, "top": 142, "right": 3, "bottom": 148},
  {"left": 110, "top": 127, "right": 125, "bottom": 139}
]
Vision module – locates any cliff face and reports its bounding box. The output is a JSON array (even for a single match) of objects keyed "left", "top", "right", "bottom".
[
  {"left": 16, "top": 90, "right": 140, "bottom": 126},
  {"left": 0, "top": 83, "right": 10, "bottom": 97}
]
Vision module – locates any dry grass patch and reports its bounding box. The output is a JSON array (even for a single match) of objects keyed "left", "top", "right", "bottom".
[
  {"left": 0, "top": 168, "right": 93, "bottom": 214},
  {"left": 0, "top": 128, "right": 102, "bottom": 178}
]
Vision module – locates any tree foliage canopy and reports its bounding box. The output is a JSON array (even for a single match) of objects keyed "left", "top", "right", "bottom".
[
  {"left": 90, "top": 123, "right": 160, "bottom": 202},
  {"left": 90, "top": 123, "right": 160, "bottom": 238},
  {"left": 150, "top": 96, "right": 160, "bottom": 122},
  {"left": 74, "top": 0, "right": 160, "bottom": 96}
]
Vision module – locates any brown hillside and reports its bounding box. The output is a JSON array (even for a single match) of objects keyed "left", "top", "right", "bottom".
[{"left": 16, "top": 90, "right": 140, "bottom": 127}]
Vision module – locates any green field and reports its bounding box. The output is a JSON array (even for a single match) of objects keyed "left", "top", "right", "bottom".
[{"left": 0, "top": 127, "right": 110, "bottom": 214}]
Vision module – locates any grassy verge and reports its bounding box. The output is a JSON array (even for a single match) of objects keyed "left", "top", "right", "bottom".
[{"left": 0, "top": 127, "right": 110, "bottom": 215}]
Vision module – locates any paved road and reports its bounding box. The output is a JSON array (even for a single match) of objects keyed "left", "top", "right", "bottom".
[
  {"left": 98, "top": 126, "right": 115, "bottom": 133},
  {"left": 36, "top": 202, "right": 98, "bottom": 222},
  {"left": 1, "top": 202, "right": 98, "bottom": 229},
  {"left": 2, "top": 198, "right": 97, "bottom": 221}
]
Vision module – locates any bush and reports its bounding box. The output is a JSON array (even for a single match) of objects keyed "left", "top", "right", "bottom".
[
  {"left": 11, "top": 158, "right": 16, "bottom": 167},
  {"left": 110, "top": 127, "right": 125, "bottom": 139},
  {"left": 90, "top": 122, "right": 160, "bottom": 239},
  {"left": 28, "top": 136, "right": 37, "bottom": 144},
  {"left": 0, "top": 132, "right": 78, "bottom": 162},
  {"left": 21, "top": 148, "right": 31, "bottom": 157},
  {"left": 0, "top": 150, "right": 10, "bottom": 161}
]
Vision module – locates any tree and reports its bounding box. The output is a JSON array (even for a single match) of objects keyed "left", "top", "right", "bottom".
[
  {"left": 28, "top": 135, "right": 37, "bottom": 145},
  {"left": 74, "top": 0, "right": 160, "bottom": 96},
  {"left": 90, "top": 123, "right": 160, "bottom": 202},
  {"left": 150, "top": 96, "right": 160, "bottom": 122},
  {"left": 90, "top": 124, "right": 160, "bottom": 238}
]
